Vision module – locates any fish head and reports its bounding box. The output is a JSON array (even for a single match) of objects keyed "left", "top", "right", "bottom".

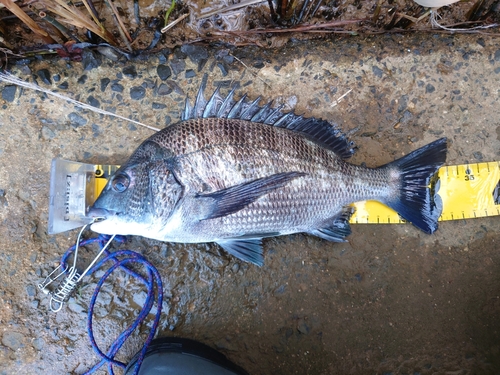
[{"left": 88, "top": 141, "right": 183, "bottom": 237}]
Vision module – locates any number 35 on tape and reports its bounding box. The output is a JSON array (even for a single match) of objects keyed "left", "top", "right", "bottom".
[{"left": 350, "top": 161, "right": 500, "bottom": 224}]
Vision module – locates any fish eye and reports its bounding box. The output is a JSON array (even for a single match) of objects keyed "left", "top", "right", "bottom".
[{"left": 111, "top": 173, "right": 130, "bottom": 193}]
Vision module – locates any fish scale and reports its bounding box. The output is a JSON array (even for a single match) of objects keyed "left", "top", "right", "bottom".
[{"left": 89, "top": 79, "right": 447, "bottom": 266}]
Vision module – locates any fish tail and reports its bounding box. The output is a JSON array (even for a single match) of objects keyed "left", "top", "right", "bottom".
[{"left": 382, "top": 137, "right": 447, "bottom": 234}]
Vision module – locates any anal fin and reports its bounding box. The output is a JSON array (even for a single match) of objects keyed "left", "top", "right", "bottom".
[
  {"left": 216, "top": 239, "right": 264, "bottom": 266},
  {"left": 309, "top": 206, "right": 354, "bottom": 242}
]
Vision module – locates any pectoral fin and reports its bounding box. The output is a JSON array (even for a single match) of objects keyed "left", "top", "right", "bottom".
[
  {"left": 198, "top": 172, "right": 305, "bottom": 220},
  {"left": 216, "top": 238, "right": 264, "bottom": 266}
]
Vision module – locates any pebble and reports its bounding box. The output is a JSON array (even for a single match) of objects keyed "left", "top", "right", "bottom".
[
  {"left": 157, "top": 64, "right": 172, "bottom": 80},
  {"left": 133, "top": 291, "right": 147, "bottom": 307},
  {"left": 87, "top": 95, "right": 100, "bottom": 108},
  {"left": 77, "top": 74, "right": 87, "bottom": 84},
  {"left": 53, "top": 74, "right": 60, "bottom": 82},
  {"left": 82, "top": 49, "right": 100, "bottom": 71},
  {"left": 174, "top": 48, "right": 187, "bottom": 59},
  {"left": 123, "top": 66, "right": 138, "bottom": 79},
  {"left": 426, "top": 83, "right": 435, "bottom": 93},
  {"left": 152, "top": 102, "right": 166, "bottom": 109},
  {"left": 26, "top": 285, "right": 36, "bottom": 297},
  {"left": 32, "top": 338, "right": 44, "bottom": 351},
  {"left": 494, "top": 49, "right": 500, "bottom": 61},
  {"left": 297, "top": 318, "right": 310, "bottom": 334},
  {"left": 68, "top": 112, "right": 88, "bottom": 128},
  {"left": 2, "top": 85, "right": 17, "bottom": 102},
  {"left": 100, "top": 78, "right": 110, "bottom": 92},
  {"left": 217, "top": 62, "right": 228, "bottom": 77},
  {"left": 111, "top": 82, "right": 124, "bottom": 93},
  {"left": 185, "top": 69, "right": 196, "bottom": 79},
  {"left": 157, "top": 83, "right": 172, "bottom": 96},
  {"left": 372, "top": 65, "right": 383, "bottom": 78},
  {"left": 37, "top": 69, "right": 51, "bottom": 85},
  {"left": 181, "top": 44, "right": 208, "bottom": 64},
  {"left": 130, "top": 86, "right": 146, "bottom": 100},
  {"left": 2, "top": 331, "right": 24, "bottom": 350},
  {"left": 473, "top": 151, "right": 483, "bottom": 160},
  {"left": 57, "top": 82, "right": 68, "bottom": 90},
  {"left": 170, "top": 59, "right": 186, "bottom": 75},
  {"left": 68, "top": 298, "right": 85, "bottom": 313},
  {"left": 96, "top": 46, "right": 121, "bottom": 61}
]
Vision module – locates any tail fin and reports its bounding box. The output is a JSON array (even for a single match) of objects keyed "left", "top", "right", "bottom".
[{"left": 382, "top": 138, "right": 447, "bottom": 234}]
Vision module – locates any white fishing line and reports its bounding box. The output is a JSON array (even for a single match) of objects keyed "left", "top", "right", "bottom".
[
  {"left": 429, "top": 10, "right": 498, "bottom": 32},
  {"left": 0, "top": 71, "right": 160, "bottom": 132}
]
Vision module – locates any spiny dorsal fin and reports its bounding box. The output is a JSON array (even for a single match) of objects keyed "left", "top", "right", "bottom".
[{"left": 181, "top": 74, "right": 355, "bottom": 159}]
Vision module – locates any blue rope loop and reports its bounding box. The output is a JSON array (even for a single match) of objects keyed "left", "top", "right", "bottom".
[{"left": 61, "top": 234, "right": 163, "bottom": 375}]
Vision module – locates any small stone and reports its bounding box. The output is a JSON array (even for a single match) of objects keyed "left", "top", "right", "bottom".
[
  {"left": 2, "top": 85, "right": 17, "bottom": 102},
  {"left": 181, "top": 44, "right": 208, "bottom": 64},
  {"left": 37, "top": 69, "right": 51, "bottom": 85},
  {"left": 185, "top": 69, "right": 196, "bottom": 79},
  {"left": 2, "top": 331, "right": 25, "bottom": 350},
  {"left": 426, "top": 83, "right": 435, "bottom": 93},
  {"left": 495, "top": 49, "right": 500, "bottom": 61},
  {"left": 133, "top": 291, "right": 147, "bottom": 307},
  {"left": 32, "top": 337, "right": 44, "bottom": 351},
  {"left": 473, "top": 151, "right": 483, "bottom": 160},
  {"left": 68, "top": 298, "right": 85, "bottom": 313},
  {"left": 297, "top": 319, "right": 310, "bottom": 334},
  {"left": 57, "top": 82, "right": 68, "bottom": 90},
  {"left": 174, "top": 48, "right": 187, "bottom": 59},
  {"left": 111, "top": 82, "right": 124, "bottom": 93},
  {"left": 372, "top": 65, "right": 383, "bottom": 78},
  {"left": 87, "top": 95, "right": 100, "bottom": 108},
  {"left": 53, "top": 74, "right": 61, "bottom": 82},
  {"left": 26, "top": 285, "right": 36, "bottom": 297},
  {"left": 157, "top": 83, "right": 172, "bottom": 96},
  {"left": 128, "top": 124, "right": 137, "bottom": 131},
  {"left": 170, "top": 59, "right": 186, "bottom": 75},
  {"left": 223, "top": 55, "right": 235, "bottom": 65},
  {"left": 152, "top": 102, "right": 166, "bottom": 109},
  {"left": 217, "top": 62, "right": 228, "bottom": 77},
  {"left": 123, "top": 66, "right": 138, "bottom": 79},
  {"left": 77, "top": 75, "right": 88, "bottom": 84},
  {"left": 82, "top": 49, "right": 100, "bottom": 71},
  {"left": 130, "top": 86, "right": 146, "bottom": 100},
  {"left": 100, "top": 78, "right": 110, "bottom": 92},
  {"left": 253, "top": 61, "right": 265, "bottom": 69},
  {"left": 68, "top": 112, "right": 87, "bottom": 128},
  {"left": 96, "top": 46, "right": 121, "bottom": 61},
  {"left": 157, "top": 64, "right": 172, "bottom": 80}
]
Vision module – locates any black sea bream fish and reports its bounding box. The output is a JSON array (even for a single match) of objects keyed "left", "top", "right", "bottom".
[{"left": 89, "top": 79, "right": 447, "bottom": 266}]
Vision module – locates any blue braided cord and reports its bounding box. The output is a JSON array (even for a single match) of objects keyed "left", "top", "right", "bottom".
[
  {"left": 60, "top": 235, "right": 163, "bottom": 375},
  {"left": 84, "top": 256, "right": 163, "bottom": 375}
]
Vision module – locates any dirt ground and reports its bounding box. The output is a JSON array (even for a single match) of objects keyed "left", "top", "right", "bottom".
[{"left": 0, "top": 33, "right": 500, "bottom": 374}]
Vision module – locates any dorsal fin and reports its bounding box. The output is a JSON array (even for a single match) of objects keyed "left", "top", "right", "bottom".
[{"left": 181, "top": 74, "right": 355, "bottom": 159}]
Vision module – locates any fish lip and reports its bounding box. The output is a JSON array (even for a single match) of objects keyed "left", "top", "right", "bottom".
[{"left": 87, "top": 207, "right": 117, "bottom": 220}]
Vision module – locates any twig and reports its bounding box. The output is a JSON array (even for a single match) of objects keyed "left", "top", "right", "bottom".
[
  {"left": 161, "top": 13, "right": 188, "bottom": 33},
  {"left": 0, "top": 72, "right": 160, "bottom": 132},
  {"left": 0, "top": 0, "right": 56, "bottom": 43},
  {"left": 198, "top": 0, "right": 266, "bottom": 19},
  {"left": 330, "top": 88, "right": 352, "bottom": 108}
]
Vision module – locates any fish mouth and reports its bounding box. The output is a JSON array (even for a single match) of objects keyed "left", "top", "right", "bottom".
[{"left": 87, "top": 207, "right": 117, "bottom": 221}]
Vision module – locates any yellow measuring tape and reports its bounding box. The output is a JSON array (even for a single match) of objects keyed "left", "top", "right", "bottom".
[
  {"left": 94, "top": 162, "right": 500, "bottom": 224},
  {"left": 350, "top": 161, "right": 500, "bottom": 223}
]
